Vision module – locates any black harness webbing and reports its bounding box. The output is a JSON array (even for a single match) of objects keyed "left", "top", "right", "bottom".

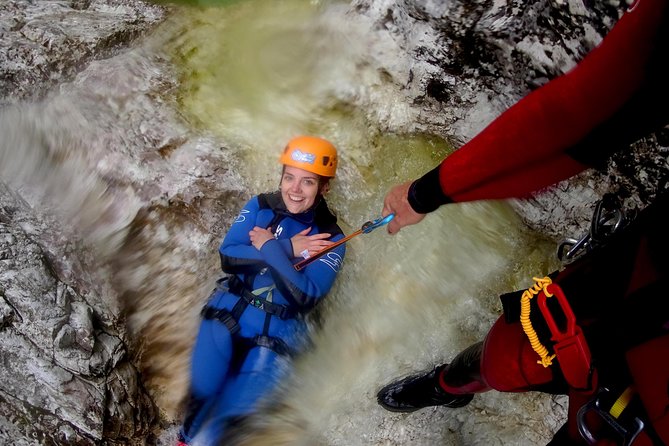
[
  {"left": 224, "top": 276, "right": 297, "bottom": 320},
  {"left": 200, "top": 306, "right": 295, "bottom": 358},
  {"left": 200, "top": 306, "right": 241, "bottom": 335},
  {"left": 245, "top": 334, "right": 295, "bottom": 357},
  {"left": 200, "top": 276, "right": 298, "bottom": 359}
]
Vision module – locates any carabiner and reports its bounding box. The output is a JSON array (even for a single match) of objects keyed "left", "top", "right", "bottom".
[
  {"left": 361, "top": 214, "right": 395, "bottom": 233},
  {"left": 577, "top": 387, "right": 645, "bottom": 446}
]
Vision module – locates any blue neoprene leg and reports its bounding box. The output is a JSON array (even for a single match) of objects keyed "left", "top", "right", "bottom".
[
  {"left": 193, "top": 345, "right": 291, "bottom": 443},
  {"left": 180, "top": 317, "right": 233, "bottom": 442}
]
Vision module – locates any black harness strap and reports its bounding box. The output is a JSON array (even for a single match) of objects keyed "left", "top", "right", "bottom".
[
  {"left": 248, "top": 335, "right": 295, "bottom": 357},
  {"left": 224, "top": 276, "right": 297, "bottom": 320},
  {"left": 230, "top": 296, "right": 249, "bottom": 323},
  {"left": 199, "top": 279, "right": 249, "bottom": 336},
  {"left": 200, "top": 308, "right": 295, "bottom": 356},
  {"left": 201, "top": 276, "right": 298, "bottom": 367},
  {"left": 263, "top": 312, "right": 271, "bottom": 336},
  {"left": 200, "top": 306, "right": 241, "bottom": 336}
]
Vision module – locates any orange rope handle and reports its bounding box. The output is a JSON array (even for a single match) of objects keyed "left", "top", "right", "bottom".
[
  {"left": 520, "top": 276, "right": 556, "bottom": 367},
  {"left": 294, "top": 229, "right": 361, "bottom": 271}
]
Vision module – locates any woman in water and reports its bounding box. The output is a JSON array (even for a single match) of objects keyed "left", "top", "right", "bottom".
[{"left": 178, "top": 136, "right": 346, "bottom": 445}]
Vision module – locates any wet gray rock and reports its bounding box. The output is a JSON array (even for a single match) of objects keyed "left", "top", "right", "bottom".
[
  {"left": 0, "top": 183, "right": 156, "bottom": 444},
  {"left": 352, "top": 0, "right": 669, "bottom": 241},
  {"left": 1, "top": 0, "right": 166, "bottom": 444},
  {"left": 0, "top": 0, "right": 165, "bottom": 105}
]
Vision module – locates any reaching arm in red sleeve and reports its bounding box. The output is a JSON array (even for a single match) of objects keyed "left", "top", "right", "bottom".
[{"left": 408, "top": 0, "right": 669, "bottom": 213}]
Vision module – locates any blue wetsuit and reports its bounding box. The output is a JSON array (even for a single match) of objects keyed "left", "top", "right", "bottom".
[{"left": 180, "top": 191, "right": 345, "bottom": 444}]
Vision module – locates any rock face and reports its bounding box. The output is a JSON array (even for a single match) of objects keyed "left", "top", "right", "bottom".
[
  {"left": 1, "top": 0, "right": 167, "bottom": 444},
  {"left": 0, "top": 0, "right": 165, "bottom": 105},
  {"left": 0, "top": 183, "right": 156, "bottom": 445}
]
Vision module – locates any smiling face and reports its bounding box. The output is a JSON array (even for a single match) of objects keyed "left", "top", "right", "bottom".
[{"left": 280, "top": 165, "right": 324, "bottom": 214}]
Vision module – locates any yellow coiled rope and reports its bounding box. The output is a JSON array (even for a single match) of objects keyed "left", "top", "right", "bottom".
[{"left": 520, "top": 276, "right": 556, "bottom": 367}]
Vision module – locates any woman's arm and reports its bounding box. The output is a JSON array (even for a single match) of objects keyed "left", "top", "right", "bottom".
[
  {"left": 260, "top": 233, "right": 346, "bottom": 310},
  {"left": 219, "top": 197, "right": 267, "bottom": 274}
]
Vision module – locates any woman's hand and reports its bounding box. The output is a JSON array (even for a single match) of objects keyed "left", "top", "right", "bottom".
[
  {"left": 291, "top": 227, "right": 333, "bottom": 258},
  {"left": 249, "top": 226, "right": 275, "bottom": 250}
]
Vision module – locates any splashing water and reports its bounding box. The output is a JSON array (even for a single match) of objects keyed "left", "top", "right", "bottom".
[
  {"left": 157, "top": 1, "right": 567, "bottom": 444},
  {"left": 0, "top": 102, "right": 142, "bottom": 258},
  {"left": 0, "top": 0, "right": 568, "bottom": 443}
]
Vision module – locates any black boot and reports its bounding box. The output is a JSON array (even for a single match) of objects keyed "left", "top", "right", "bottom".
[{"left": 377, "top": 364, "right": 474, "bottom": 413}]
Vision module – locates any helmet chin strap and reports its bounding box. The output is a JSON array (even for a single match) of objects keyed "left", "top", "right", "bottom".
[{"left": 311, "top": 193, "right": 324, "bottom": 210}]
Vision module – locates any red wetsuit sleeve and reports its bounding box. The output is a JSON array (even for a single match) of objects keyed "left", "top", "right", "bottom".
[{"left": 410, "top": 0, "right": 668, "bottom": 210}]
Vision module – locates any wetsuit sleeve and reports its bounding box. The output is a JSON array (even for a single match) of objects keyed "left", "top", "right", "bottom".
[
  {"left": 277, "top": 238, "right": 296, "bottom": 257},
  {"left": 259, "top": 233, "right": 346, "bottom": 309},
  {"left": 410, "top": 0, "right": 668, "bottom": 209},
  {"left": 219, "top": 197, "right": 267, "bottom": 274}
]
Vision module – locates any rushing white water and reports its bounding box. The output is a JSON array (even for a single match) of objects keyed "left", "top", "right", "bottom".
[{"left": 0, "top": 0, "right": 569, "bottom": 444}]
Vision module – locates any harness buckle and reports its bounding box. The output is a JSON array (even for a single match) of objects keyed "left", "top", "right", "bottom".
[
  {"left": 200, "top": 306, "right": 240, "bottom": 335},
  {"left": 226, "top": 275, "right": 295, "bottom": 319},
  {"left": 538, "top": 284, "right": 594, "bottom": 390},
  {"left": 577, "top": 387, "right": 645, "bottom": 446}
]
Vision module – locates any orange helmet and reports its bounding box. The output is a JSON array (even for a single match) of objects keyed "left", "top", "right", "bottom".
[{"left": 279, "top": 136, "right": 338, "bottom": 178}]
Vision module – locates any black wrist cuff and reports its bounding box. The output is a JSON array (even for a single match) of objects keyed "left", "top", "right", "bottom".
[{"left": 407, "top": 165, "right": 453, "bottom": 214}]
